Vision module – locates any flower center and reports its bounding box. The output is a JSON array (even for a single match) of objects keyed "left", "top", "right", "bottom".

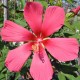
[
  {"left": 31, "top": 37, "right": 45, "bottom": 63},
  {"left": 31, "top": 38, "right": 43, "bottom": 52},
  {"left": 32, "top": 44, "right": 39, "bottom": 52},
  {"left": 36, "top": 38, "right": 42, "bottom": 43},
  {"left": 31, "top": 37, "right": 50, "bottom": 63}
]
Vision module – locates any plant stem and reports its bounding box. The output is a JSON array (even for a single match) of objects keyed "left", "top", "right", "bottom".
[{"left": 4, "top": 0, "right": 8, "bottom": 21}]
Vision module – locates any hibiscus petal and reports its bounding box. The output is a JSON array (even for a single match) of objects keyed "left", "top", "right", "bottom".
[
  {"left": 43, "top": 38, "right": 79, "bottom": 62},
  {"left": 24, "top": 2, "right": 43, "bottom": 36},
  {"left": 1, "top": 20, "right": 35, "bottom": 42},
  {"left": 5, "top": 43, "right": 32, "bottom": 72},
  {"left": 41, "top": 6, "right": 65, "bottom": 37},
  {"left": 30, "top": 48, "right": 53, "bottom": 80}
]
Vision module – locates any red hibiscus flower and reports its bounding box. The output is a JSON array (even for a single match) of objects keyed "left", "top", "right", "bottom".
[{"left": 1, "top": 2, "right": 79, "bottom": 80}]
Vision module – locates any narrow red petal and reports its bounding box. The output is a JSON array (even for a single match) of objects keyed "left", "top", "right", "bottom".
[
  {"left": 30, "top": 48, "right": 53, "bottom": 80},
  {"left": 24, "top": 2, "right": 43, "bottom": 36},
  {"left": 41, "top": 6, "right": 65, "bottom": 37},
  {"left": 5, "top": 43, "right": 32, "bottom": 72},
  {"left": 44, "top": 38, "right": 79, "bottom": 62},
  {"left": 1, "top": 20, "right": 35, "bottom": 42}
]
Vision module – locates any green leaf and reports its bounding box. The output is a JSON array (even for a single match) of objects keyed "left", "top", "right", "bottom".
[
  {"left": 72, "top": 21, "right": 80, "bottom": 31},
  {"left": 49, "top": 0, "right": 54, "bottom": 5},
  {"left": 63, "top": 73, "right": 76, "bottom": 80},
  {"left": 1, "top": 46, "right": 9, "bottom": 57},
  {"left": 0, "top": 74, "right": 5, "bottom": 79},
  {"left": 40, "top": 1, "right": 48, "bottom": 8},
  {"left": 56, "top": 0, "right": 62, "bottom": 6},
  {"left": 55, "top": 63, "right": 78, "bottom": 73},
  {"left": 0, "top": 61, "right": 4, "bottom": 71},
  {"left": 66, "top": 0, "right": 74, "bottom": 4},
  {"left": 26, "top": 59, "right": 32, "bottom": 68},
  {"left": 0, "top": 23, "right": 3, "bottom": 27},
  {"left": 0, "top": 3, "right": 2, "bottom": 6},
  {"left": 14, "top": 19, "right": 27, "bottom": 27},
  {"left": 76, "top": 76, "right": 80, "bottom": 80},
  {"left": 58, "top": 72, "right": 66, "bottom": 80},
  {"left": 15, "top": 73, "right": 20, "bottom": 80},
  {"left": 64, "top": 21, "right": 75, "bottom": 32},
  {"left": 0, "top": 41, "right": 4, "bottom": 49},
  {"left": 70, "top": 33, "right": 80, "bottom": 39},
  {"left": 1, "top": 68, "right": 7, "bottom": 73},
  {"left": 66, "top": 13, "right": 74, "bottom": 20},
  {"left": 20, "top": 0, "right": 25, "bottom": 9}
]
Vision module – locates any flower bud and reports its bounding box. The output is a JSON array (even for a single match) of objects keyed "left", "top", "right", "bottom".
[{"left": 71, "top": 6, "right": 80, "bottom": 15}]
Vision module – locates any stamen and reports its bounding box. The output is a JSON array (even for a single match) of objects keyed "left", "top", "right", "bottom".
[
  {"left": 43, "top": 37, "right": 50, "bottom": 40},
  {"left": 32, "top": 44, "right": 39, "bottom": 52},
  {"left": 41, "top": 43, "right": 45, "bottom": 48},
  {"left": 32, "top": 44, "right": 45, "bottom": 63}
]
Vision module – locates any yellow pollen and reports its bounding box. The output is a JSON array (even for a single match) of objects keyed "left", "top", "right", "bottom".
[
  {"left": 32, "top": 43, "right": 45, "bottom": 52},
  {"left": 32, "top": 44, "right": 39, "bottom": 52}
]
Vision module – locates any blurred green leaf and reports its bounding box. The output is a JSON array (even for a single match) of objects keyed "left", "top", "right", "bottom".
[
  {"left": 65, "top": 21, "right": 75, "bottom": 32},
  {"left": 72, "top": 21, "right": 80, "bottom": 31},
  {"left": 0, "top": 74, "right": 5, "bottom": 79},
  {"left": 58, "top": 72, "right": 66, "bottom": 80},
  {"left": 0, "top": 60, "right": 4, "bottom": 68},
  {"left": 55, "top": 63, "right": 78, "bottom": 73},
  {"left": 56, "top": 0, "right": 62, "bottom": 6},
  {"left": 66, "top": 13, "right": 74, "bottom": 20},
  {"left": 0, "top": 3, "right": 2, "bottom": 7},
  {"left": 14, "top": 19, "right": 27, "bottom": 27},
  {"left": 0, "top": 41, "right": 4, "bottom": 49},
  {"left": 66, "top": 0, "right": 74, "bottom": 4},
  {"left": 26, "top": 58, "right": 32, "bottom": 68},
  {"left": 20, "top": 0, "right": 25, "bottom": 9},
  {"left": 15, "top": 73, "right": 20, "bottom": 80},
  {"left": 1, "top": 46, "right": 9, "bottom": 57},
  {"left": 63, "top": 73, "right": 76, "bottom": 80},
  {"left": 76, "top": 76, "right": 80, "bottom": 80},
  {"left": 0, "top": 24, "right": 3, "bottom": 28},
  {"left": 40, "top": 1, "right": 48, "bottom": 8}
]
